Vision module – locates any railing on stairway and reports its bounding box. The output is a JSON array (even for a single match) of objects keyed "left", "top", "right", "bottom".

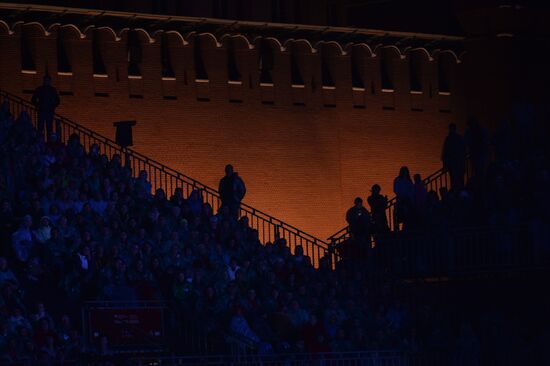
[
  {"left": 0, "top": 89, "right": 335, "bottom": 268},
  {"left": 328, "top": 161, "right": 472, "bottom": 246}
]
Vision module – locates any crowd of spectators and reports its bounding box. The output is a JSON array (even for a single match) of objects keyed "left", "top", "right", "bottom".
[
  {"left": 0, "top": 103, "right": 458, "bottom": 362},
  {"left": 1, "top": 93, "right": 549, "bottom": 365}
]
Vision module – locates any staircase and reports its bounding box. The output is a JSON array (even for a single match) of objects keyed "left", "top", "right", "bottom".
[
  {"left": 328, "top": 159, "right": 471, "bottom": 246},
  {"left": 0, "top": 89, "right": 335, "bottom": 267}
]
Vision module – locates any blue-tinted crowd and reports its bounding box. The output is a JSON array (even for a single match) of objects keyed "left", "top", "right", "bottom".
[
  {"left": 1, "top": 92, "right": 549, "bottom": 365},
  {"left": 0, "top": 104, "right": 436, "bottom": 363}
]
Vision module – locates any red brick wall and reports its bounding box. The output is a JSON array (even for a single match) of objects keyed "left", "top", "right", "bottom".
[{"left": 0, "top": 23, "right": 466, "bottom": 238}]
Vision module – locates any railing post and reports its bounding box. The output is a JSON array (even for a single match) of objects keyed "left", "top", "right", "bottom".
[
  {"left": 328, "top": 239, "right": 337, "bottom": 269},
  {"left": 274, "top": 225, "right": 280, "bottom": 240},
  {"left": 123, "top": 148, "right": 132, "bottom": 170}
]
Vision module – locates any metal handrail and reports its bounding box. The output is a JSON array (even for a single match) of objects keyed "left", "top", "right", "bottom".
[
  {"left": 1, "top": 350, "right": 406, "bottom": 366},
  {"left": 0, "top": 88, "right": 335, "bottom": 268},
  {"left": 133, "top": 350, "right": 407, "bottom": 365}
]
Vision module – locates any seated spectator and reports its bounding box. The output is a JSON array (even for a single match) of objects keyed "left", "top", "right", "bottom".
[
  {"left": 33, "top": 317, "right": 57, "bottom": 349},
  {"left": 0, "top": 257, "right": 18, "bottom": 286},
  {"left": 8, "top": 308, "right": 32, "bottom": 333},
  {"left": 288, "top": 300, "right": 309, "bottom": 329},
  {"left": 11, "top": 215, "right": 34, "bottom": 264},
  {"left": 33, "top": 216, "right": 52, "bottom": 244},
  {"left": 230, "top": 306, "right": 260, "bottom": 343},
  {"left": 227, "top": 257, "right": 240, "bottom": 281},
  {"left": 30, "top": 303, "right": 54, "bottom": 328},
  {"left": 330, "top": 328, "right": 354, "bottom": 352}
]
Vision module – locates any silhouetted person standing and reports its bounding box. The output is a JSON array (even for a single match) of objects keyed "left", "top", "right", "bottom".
[
  {"left": 367, "top": 184, "right": 389, "bottom": 235},
  {"left": 442, "top": 123, "right": 466, "bottom": 192},
  {"left": 32, "top": 75, "right": 59, "bottom": 140},
  {"left": 393, "top": 166, "right": 414, "bottom": 231},
  {"left": 413, "top": 174, "right": 427, "bottom": 228},
  {"left": 218, "top": 164, "right": 246, "bottom": 219},
  {"left": 465, "top": 116, "right": 489, "bottom": 184},
  {"left": 346, "top": 197, "right": 371, "bottom": 253}
]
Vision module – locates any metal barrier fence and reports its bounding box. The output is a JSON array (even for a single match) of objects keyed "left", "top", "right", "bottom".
[
  {"left": 0, "top": 89, "right": 334, "bottom": 268},
  {"left": 80, "top": 300, "right": 213, "bottom": 355},
  {"left": 1, "top": 350, "right": 531, "bottom": 366},
  {"left": 134, "top": 350, "right": 407, "bottom": 366},
  {"left": 81, "top": 301, "right": 168, "bottom": 354},
  {"left": 397, "top": 225, "right": 535, "bottom": 277},
  {"left": 172, "top": 303, "right": 214, "bottom": 355},
  {"left": 226, "top": 332, "right": 258, "bottom": 358},
  {"left": 334, "top": 224, "right": 544, "bottom": 278},
  {"left": 0, "top": 351, "right": 406, "bottom": 366}
]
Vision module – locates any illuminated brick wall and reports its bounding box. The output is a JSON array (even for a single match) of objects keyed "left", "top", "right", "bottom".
[{"left": 0, "top": 22, "right": 468, "bottom": 238}]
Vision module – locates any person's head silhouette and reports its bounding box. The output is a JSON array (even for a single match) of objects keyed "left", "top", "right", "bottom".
[
  {"left": 467, "top": 116, "right": 479, "bottom": 130},
  {"left": 399, "top": 166, "right": 411, "bottom": 181},
  {"left": 448, "top": 123, "right": 457, "bottom": 134}
]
